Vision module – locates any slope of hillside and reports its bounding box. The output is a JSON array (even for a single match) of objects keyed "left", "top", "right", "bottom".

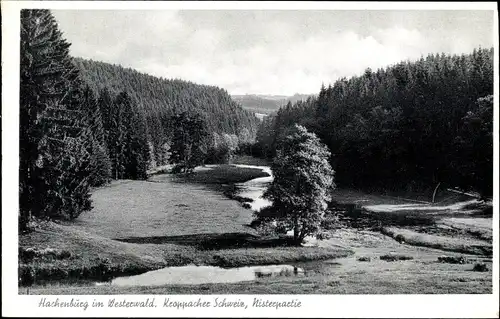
[{"left": 74, "top": 58, "right": 259, "bottom": 136}]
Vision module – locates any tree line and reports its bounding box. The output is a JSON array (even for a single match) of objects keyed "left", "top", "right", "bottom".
[
  {"left": 19, "top": 9, "right": 259, "bottom": 230},
  {"left": 255, "top": 48, "right": 494, "bottom": 197}
]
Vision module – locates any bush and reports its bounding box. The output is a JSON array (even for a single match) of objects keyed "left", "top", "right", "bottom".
[
  {"left": 438, "top": 255, "right": 468, "bottom": 264},
  {"left": 316, "top": 231, "right": 332, "bottom": 240},
  {"left": 242, "top": 203, "right": 252, "bottom": 209},
  {"left": 379, "top": 254, "right": 414, "bottom": 262},
  {"left": 395, "top": 234, "right": 406, "bottom": 243},
  {"left": 19, "top": 247, "right": 73, "bottom": 263},
  {"left": 357, "top": 256, "right": 371, "bottom": 262},
  {"left": 233, "top": 195, "right": 253, "bottom": 203},
  {"left": 321, "top": 213, "right": 342, "bottom": 230},
  {"left": 472, "top": 263, "right": 488, "bottom": 272},
  {"left": 205, "top": 145, "right": 232, "bottom": 164}
]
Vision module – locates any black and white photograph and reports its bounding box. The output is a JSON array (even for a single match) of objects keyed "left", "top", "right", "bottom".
[{"left": 2, "top": 1, "right": 499, "bottom": 317}]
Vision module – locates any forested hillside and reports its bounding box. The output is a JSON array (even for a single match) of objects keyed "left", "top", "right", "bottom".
[
  {"left": 75, "top": 58, "right": 259, "bottom": 136},
  {"left": 256, "top": 48, "right": 494, "bottom": 197},
  {"left": 73, "top": 58, "right": 259, "bottom": 169}
]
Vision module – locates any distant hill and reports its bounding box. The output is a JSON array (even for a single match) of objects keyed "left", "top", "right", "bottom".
[{"left": 232, "top": 93, "right": 316, "bottom": 115}]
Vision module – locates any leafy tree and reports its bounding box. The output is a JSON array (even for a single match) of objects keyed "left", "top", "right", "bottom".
[
  {"left": 260, "top": 124, "right": 335, "bottom": 244},
  {"left": 206, "top": 132, "right": 239, "bottom": 164},
  {"left": 170, "top": 111, "right": 209, "bottom": 173},
  {"left": 20, "top": 9, "right": 93, "bottom": 228}
]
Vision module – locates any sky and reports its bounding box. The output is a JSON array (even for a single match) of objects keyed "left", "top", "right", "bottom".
[{"left": 52, "top": 10, "right": 494, "bottom": 96}]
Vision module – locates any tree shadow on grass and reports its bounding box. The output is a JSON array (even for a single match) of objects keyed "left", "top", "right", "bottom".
[{"left": 114, "top": 232, "right": 298, "bottom": 250}]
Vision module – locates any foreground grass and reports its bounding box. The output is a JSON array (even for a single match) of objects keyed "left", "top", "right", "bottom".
[
  {"left": 26, "top": 263, "right": 491, "bottom": 295},
  {"left": 23, "top": 229, "right": 492, "bottom": 295}
]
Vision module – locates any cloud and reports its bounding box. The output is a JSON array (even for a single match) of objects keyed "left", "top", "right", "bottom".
[{"left": 52, "top": 10, "right": 494, "bottom": 95}]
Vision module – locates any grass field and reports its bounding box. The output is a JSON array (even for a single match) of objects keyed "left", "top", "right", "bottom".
[{"left": 19, "top": 164, "right": 493, "bottom": 294}]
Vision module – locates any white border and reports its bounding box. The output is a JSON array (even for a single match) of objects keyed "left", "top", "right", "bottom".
[{"left": 2, "top": 2, "right": 499, "bottom": 318}]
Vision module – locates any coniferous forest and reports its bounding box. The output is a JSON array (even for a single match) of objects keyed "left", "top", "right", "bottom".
[{"left": 255, "top": 48, "right": 494, "bottom": 197}]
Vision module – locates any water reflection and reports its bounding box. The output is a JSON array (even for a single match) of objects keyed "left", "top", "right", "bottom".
[
  {"left": 104, "top": 264, "right": 305, "bottom": 287},
  {"left": 233, "top": 164, "right": 273, "bottom": 211}
]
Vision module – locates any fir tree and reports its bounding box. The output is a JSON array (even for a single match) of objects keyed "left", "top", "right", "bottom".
[
  {"left": 20, "top": 9, "right": 93, "bottom": 228},
  {"left": 109, "top": 91, "right": 150, "bottom": 180},
  {"left": 80, "top": 85, "right": 111, "bottom": 186}
]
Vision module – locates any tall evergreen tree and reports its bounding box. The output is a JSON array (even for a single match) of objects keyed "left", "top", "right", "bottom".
[
  {"left": 454, "top": 95, "right": 493, "bottom": 197},
  {"left": 80, "top": 85, "right": 111, "bottom": 186},
  {"left": 122, "top": 94, "right": 150, "bottom": 180},
  {"left": 108, "top": 91, "right": 150, "bottom": 180},
  {"left": 20, "top": 9, "right": 93, "bottom": 228},
  {"left": 97, "top": 87, "right": 114, "bottom": 145},
  {"left": 107, "top": 92, "right": 127, "bottom": 179}
]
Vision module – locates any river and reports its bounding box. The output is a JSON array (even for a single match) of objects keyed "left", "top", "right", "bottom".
[{"left": 232, "top": 164, "right": 273, "bottom": 211}]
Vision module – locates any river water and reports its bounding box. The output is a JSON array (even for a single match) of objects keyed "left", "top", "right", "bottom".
[
  {"left": 233, "top": 164, "right": 273, "bottom": 211},
  {"left": 103, "top": 264, "right": 305, "bottom": 287}
]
